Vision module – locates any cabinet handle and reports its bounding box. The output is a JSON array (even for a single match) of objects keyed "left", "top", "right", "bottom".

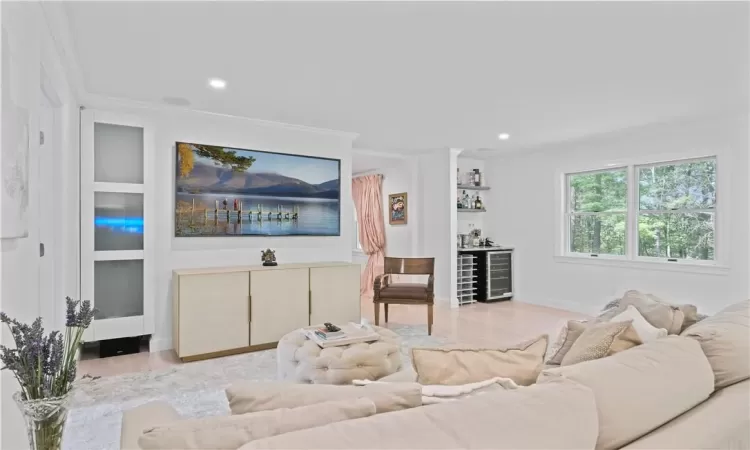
[
  {"left": 308, "top": 290, "right": 312, "bottom": 316},
  {"left": 249, "top": 295, "right": 252, "bottom": 323}
]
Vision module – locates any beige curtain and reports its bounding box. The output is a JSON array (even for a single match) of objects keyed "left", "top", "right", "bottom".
[{"left": 352, "top": 174, "right": 386, "bottom": 296}]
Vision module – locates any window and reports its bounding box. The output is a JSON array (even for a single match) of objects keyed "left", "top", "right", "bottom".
[
  {"left": 637, "top": 159, "right": 715, "bottom": 260},
  {"left": 567, "top": 169, "right": 628, "bottom": 256},
  {"left": 564, "top": 157, "right": 717, "bottom": 263}
]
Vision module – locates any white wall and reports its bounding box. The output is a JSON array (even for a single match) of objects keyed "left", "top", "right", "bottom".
[
  {"left": 381, "top": 164, "right": 416, "bottom": 257},
  {"left": 485, "top": 113, "right": 749, "bottom": 315},
  {"left": 417, "top": 149, "right": 458, "bottom": 304},
  {"left": 82, "top": 97, "right": 357, "bottom": 351},
  {"left": 1, "top": 2, "right": 78, "bottom": 448}
]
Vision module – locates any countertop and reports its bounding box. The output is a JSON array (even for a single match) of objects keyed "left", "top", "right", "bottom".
[
  {"left": 457, "top": 246, "right": 514, "bottom": 251},
  {"left": 173, "top": 261, "right": 357, "bottom": 276}
]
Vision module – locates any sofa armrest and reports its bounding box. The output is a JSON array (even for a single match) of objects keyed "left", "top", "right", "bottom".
[{"left": 121, "top": 401, "right": 181, "bottom": 450}]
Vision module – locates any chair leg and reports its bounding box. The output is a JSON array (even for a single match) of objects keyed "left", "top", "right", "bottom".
[
  {"left": 384, "top": 304, "right": 389, "bottom": 323},
  {"left": 374, "top": 303, "right": 380, "bottom": 326},
  {"left": 427, "top": 304, "right": 434, "bottom": 336}
]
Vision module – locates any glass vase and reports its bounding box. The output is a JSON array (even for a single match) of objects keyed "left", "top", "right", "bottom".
[{"left": 13, "top": 392, "right": 71, "bottom": 450}]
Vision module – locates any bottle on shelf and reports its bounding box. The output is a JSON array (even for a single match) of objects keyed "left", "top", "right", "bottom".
[
  {"left": 461, "top": 190, "right": 470, "bottom": 209},
  {"left": 473, "top": 169, "right": 482, "bottom": 186},
  {"left": 475, "top": 195, "right": 483, "bottom": 210},
  {"left": 457, "top": 168, "right": 461, "bottom": 186}
]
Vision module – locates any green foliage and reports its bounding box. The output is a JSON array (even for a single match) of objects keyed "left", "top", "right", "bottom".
[
  {"left": 179, "top": 144, "right": 256, "bottom": 176},
  {"left": 569, "top": 160, "right": 715, "bottom": 260}
]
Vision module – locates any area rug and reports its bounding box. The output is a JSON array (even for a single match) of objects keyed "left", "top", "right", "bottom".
[{"left": 63, "top": 324, "right": 449, "bottom": 450}]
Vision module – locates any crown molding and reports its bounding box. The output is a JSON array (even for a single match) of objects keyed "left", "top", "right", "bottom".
[
  {"left": 82, "top": 93, "right": 361, "bottom": 141},
  {"left": 351, "top": 148, "right": 410, "bottom": 159}
]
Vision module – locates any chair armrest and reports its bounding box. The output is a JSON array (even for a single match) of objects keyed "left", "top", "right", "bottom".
[
  {"left": 427, "top": 274, "right": 435, "bottom": 293},
  {"left": 374, "top": 274, "right": 391, "bottom": 297}
]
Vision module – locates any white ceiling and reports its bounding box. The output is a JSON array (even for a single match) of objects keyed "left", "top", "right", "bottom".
[{"left": 63, "top": 2, "right": 748, "bottom": 153}]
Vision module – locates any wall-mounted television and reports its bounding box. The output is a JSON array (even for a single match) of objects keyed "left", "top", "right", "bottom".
[{"left": 175, "top": 142, "right": 341, "bottom": 237}]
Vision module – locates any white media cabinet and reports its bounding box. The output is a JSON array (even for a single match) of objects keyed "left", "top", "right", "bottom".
[{"left": 172, "top": 262, "right": 361, "bottom": 361}]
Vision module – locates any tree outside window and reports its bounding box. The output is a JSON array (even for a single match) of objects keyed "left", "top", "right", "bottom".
[
  {"left": 567, "top": 169, "right": 627, "bottom": 256},
  {"left": 637, "top": 159, "right": 715, "bottom": 260}
]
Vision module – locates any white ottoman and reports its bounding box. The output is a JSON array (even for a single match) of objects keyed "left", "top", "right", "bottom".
[{"left": 277, "top": 326, "right": 402, "bottom": 384}]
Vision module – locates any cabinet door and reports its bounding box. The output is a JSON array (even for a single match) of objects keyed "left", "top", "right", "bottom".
[
  {"left": 178, "top": 272, "right": 249, "bottom": 357},
  {"left": 250, "top": 268, "right": 310, "bottom": 345},
  {"left": 310, "top": 265, "right": 361, "bottom": 326}
]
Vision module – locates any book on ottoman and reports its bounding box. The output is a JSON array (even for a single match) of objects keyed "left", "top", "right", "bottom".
[{"left": 303, "top": 323, "right": 381, "bottom": 348}]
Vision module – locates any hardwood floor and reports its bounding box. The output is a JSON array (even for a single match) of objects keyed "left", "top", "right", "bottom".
[{"left": 78, "top": 299, "right": 588, "bottom": 379}]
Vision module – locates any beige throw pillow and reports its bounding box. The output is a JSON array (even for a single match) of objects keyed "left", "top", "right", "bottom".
[
  {"left": 561, "top": 320, "right": 641, "bottom": 366},
  {"left": 411, "top": 334, "right": 548, "bottom": 386},
  {"left": 546, "top": 320, "right": 587, "bottom": 365},
  {"left": 620, "top": 290, "right": 685, "bottom": 334},
  {"left": 226, "top": 381, "right": 421, "bottom": 415},
  {"left": 138, "top": 398, "right": 376, "bottom": 450},
  {"left": 681, "top": 299, "right": 750, "bottom": 389}
]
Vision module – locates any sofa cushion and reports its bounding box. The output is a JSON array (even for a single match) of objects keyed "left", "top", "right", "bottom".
[
  {"left": 138, "top": 398, "right": 376, "bottom": 450},
  {"left": 377, "top": 366, "right": 417, "bottom": 382},
  {"left": 411, "top": 334, "right": 547, "bottom": 386},
  {"left": 560, "top": 320, "right": 641, "bottom": 366},
  {"left": 610, "top": 305, "right": 667, "bottom": 343},
  {"left": 546, "top": 320, "right": 587, "bottom": 365},
  {"left": 620, "top": 290, "right": 685, "bottom": 334},
  {"left": 681, "top": 299, "right": 750, "bottom": 389},
  {"left": 239, "top": 378, "right": 599, "bottom": 450},
  {"left": 226, "top": 381, "right": 421, "bottom": 415},
  {"left": 539, "top": 336, "right": 715, "bottom": 450},
  {"left": 622, "top": 380, "right": 750, "bottom": 449}
]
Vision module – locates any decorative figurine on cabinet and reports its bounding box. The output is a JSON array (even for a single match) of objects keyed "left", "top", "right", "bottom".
[{"left": 261, "top": 249, "right": 278, "bottom": 266}]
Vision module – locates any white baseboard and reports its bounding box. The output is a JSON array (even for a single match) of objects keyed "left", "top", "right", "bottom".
[{"left": 149, "top": 337, "right": 173, "bottom": 352}]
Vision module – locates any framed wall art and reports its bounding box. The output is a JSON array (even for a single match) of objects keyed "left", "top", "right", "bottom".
[{"left": 388, "top": 192, "right": 407, "bottom": 225}]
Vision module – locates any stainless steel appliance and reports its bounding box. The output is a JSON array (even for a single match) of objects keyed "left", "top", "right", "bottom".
[
  {"left": 459, "top": 234, "right": 471, "bottom": 248},
  {"left": 486, "top": 250, "right": 513, "bottom": 300}
]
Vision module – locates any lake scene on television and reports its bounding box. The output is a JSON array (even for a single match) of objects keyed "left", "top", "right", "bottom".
[{"left": 175, "top": 142, "right": 341, "bottom": 237}]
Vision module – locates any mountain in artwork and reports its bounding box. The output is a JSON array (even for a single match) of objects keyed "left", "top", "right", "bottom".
[{"left": 177, "top": 162, "right": 339, "bottom": 199}]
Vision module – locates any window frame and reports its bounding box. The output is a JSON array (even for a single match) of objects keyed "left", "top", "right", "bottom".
[
  {"left": 564, "top": 166, "right": 629, "bottom": 260},
  {"left": 353, "top": 203, "right": 363, "bottom": 252},
  {"left": 558, "top": 154, "right": 724, "bottom": 272}
]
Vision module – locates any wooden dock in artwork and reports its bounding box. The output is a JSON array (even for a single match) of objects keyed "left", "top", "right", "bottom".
[{"left": 178, "top": 199, "right": 300, "bottom": 222}]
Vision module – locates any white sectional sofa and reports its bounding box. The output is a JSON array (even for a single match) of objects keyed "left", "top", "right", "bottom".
[{"left": 121, "top": 300, "right": 750, "bottom": 450}]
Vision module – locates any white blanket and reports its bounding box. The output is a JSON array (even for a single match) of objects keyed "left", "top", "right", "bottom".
[{"left": 353, "top": 377, "right": 519, "bottom": 404}]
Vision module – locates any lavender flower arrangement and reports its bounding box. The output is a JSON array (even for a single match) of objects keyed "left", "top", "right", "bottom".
[{"left": 1, "top": 297, "right": 94, "bottom": 450}]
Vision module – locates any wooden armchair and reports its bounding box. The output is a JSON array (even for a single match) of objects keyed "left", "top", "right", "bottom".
[{"left": 373, "top": 257, "right": 435, "bottom": 335}]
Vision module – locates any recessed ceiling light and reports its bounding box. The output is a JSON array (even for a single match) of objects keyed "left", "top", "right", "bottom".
[
  {"left": 208, "top": 78, "right": 227, "bottom": 90},
  {"left": 497, "top": 133, "right": 510, "bottom": 141}
]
